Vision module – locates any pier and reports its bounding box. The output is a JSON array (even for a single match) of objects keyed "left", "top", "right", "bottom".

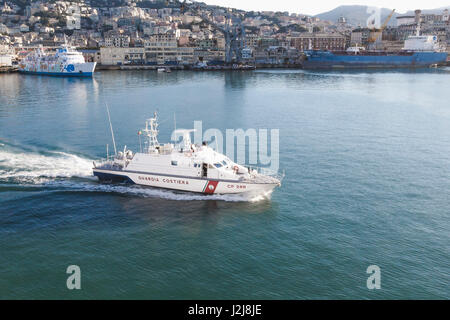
[
  {"left": 95, "top": 64, "right": 259, "bottom": 71},
  {"left": 0, "top": 66, "right": 18, "bottom": 73}
]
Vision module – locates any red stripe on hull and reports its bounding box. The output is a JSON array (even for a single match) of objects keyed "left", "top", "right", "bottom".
[{"left": 204, "top": 180, "right": 219, "bottom": 194}]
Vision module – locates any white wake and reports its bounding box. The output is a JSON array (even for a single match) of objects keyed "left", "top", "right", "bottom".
[
  {"left": 0, "top": 145, "right": 270, "bottom": 202},
  {"left": 44, "top": 181, "right": 271, "bottom": 202},
  {"left": 0, "top": 147, "right": 93, "bottom": 183}
]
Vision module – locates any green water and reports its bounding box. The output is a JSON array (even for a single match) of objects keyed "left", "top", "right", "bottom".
[{"left": 0, "top": 69, "right": 449, "bottom": 299}]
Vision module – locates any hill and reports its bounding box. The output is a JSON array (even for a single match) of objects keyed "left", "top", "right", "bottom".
[{"left": 315, "top": 5, "right": 398, "bottom": 27}]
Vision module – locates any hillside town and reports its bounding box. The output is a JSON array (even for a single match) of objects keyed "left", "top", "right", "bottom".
[{"left": 0, "top": 0, "right": 450, "bottom": 70}]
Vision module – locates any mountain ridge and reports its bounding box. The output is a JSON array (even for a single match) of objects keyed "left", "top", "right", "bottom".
[{"left": 314, "top": 5, "right": 450, "bottom": 26}]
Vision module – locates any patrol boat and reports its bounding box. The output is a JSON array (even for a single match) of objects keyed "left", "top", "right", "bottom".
[{"left": 93, "top": 113, "right": 282, "bottom": 195}]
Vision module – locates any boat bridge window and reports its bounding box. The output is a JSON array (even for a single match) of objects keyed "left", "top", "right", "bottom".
[
  {"left": 214, "top": 162, "right": 223, "bottom": 168},
  {"left": 171, "top": 161, "right": 178, "bottom": 166}
]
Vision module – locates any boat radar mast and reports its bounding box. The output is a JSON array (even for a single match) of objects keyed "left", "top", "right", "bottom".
[{"left": 141, "top": 112, "right": 160, "bottom": 153}]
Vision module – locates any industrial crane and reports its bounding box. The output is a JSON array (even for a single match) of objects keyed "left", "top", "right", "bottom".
[
  {"left": 368, "top": 9, "right": 395, "bottom": 44},
  {"left": 173, "top": 0, "right": 247, "bottom": 64}
]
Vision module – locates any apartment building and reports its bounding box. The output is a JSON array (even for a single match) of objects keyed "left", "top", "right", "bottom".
[
  {"left": 144, "top": 33, "right": 195, "bottom": 65},
  {"left": 289, "top": 33, "right": 346, "bottom": 51},
  {"left": 100, "top": 47, "right": 145, "bottom": 65},
  {"left": 144, "top": 33, "right": 178, "bottom": 64},
  {"left": 104, "top": 34, "right": 130, "bottom": 47}
]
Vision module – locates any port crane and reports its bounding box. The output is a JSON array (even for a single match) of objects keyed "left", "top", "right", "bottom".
[
  {"left": 173, "top": 0, "right": 247, "bottom": 64},
  {"left": 367, "top": 9, "right": 395, "bottom": 45}
]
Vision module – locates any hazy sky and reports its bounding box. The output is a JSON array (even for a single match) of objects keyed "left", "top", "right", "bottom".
[{"left": 202, "top": 0, "right": 450, "bottom": 15}]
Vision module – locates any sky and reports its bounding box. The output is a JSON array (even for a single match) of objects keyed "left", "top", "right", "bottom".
[{"left": 202, "top": 0, "right": 450, "bottom": 15}]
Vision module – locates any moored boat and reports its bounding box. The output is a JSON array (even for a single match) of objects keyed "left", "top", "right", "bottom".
[
  {"left": 303, "top": 26, "right": 448, "bottom": 69},
  {"left": 18, "top": 44, "right": 96, "bottom": 77}
]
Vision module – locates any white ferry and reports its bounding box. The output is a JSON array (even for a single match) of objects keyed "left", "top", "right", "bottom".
[
  {"left": 93, "top": 113, "right": 282, "bottom": 196},
  {"left": 18, "top": 44, "right": 96, "bottom": 77}
]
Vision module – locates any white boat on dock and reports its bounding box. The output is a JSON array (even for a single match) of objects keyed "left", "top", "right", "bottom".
[
  {"left": 18, "top": 43, "right": 96, "bottom": 77},
  {"left": 93, "top": 113, "right": 282, "bottom": 195}
]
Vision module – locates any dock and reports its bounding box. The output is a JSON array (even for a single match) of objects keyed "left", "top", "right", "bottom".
[
  {"left": 0, "top": 66, "right": 18, "bottom": 73},
  {"left": 95, "top": 64, "right": 258, "bottom": 71},
  {"left": 96, "top": 64, "right": 185, "bottom": 71}
]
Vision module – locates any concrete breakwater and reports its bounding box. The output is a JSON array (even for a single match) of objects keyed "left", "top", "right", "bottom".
[{"left": 95, "top": 64, "right": 302, "bottom": 71}]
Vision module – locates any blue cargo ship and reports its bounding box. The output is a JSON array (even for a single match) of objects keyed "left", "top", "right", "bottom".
[{"left": 303, "top": 34, "right": 448, "bottom": 69}]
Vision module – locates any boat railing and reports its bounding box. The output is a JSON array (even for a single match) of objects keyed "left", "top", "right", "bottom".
[
  {"left": 93, "top": 154, "right": 129, "bottom": 170},
  {"left": 93, "top": 157, "right": 113, "bottom": 168},
  {"left": 246, "top": 165, "right": 285, "bottom": 181}
]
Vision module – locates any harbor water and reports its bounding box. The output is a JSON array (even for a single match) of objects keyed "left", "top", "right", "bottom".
[{"left": 0, "top": 69, "right": 449, "bottom": 299}]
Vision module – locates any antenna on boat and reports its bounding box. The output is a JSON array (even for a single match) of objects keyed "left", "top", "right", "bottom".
[
  {"left": 174, "top": 112, "right": 176, "bottom": 131},
  {"left": 105, "top": 102, "right": 117, "bottom": 155},
  {"left": 215, "top": 129, "right": 219, "bottom": 151}
]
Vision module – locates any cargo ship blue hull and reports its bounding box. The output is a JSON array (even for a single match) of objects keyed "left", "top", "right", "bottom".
[{"left": 303, "top": 50, "right": 448, "bottom": 69}]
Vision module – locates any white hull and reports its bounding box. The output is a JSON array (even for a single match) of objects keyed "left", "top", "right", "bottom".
[
  {"left": 18, "top": 62, "right": 96, "bottom": 76},
  {"left": 93, "top": 168, "right": 279, "bottom": 195},
  {"left": 19, "top": 45, "right": 96, "bottom": 77}
]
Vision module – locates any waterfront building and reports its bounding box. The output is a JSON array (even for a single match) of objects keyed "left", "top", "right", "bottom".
[
  {"left": 79, "top": 49, "right": 101, "bottom": 63},
  {"left": 100, "top": 46, "right": 145, "bottom": 65},
  {"left": 350, "top": 28, "right": 371, "bottom": 46},
  {"left": 104, "top": 33, "right": 131, "bottom": 47},
  {"left": 144, "top": 33, "right": 178, "bottom": 64},
  {"left": 289, "top": 33, "right": 346, "bottom": 51},
  {"left": 176, "top": 46, "right": 195, "bottom": 64},
  {"left": 253, "top": 46, "right": 301, "bottom": 65},
  {"left": 258, "top": 37, "right": 279, "bottom": 48},
  {"left": 396, "top": 16, "right": 416, "bottom": 27},
  {"left": 194, "top": 48, "right": 225, "bottom": 64},
  {"left": 0, "top": 54, "right": 12, "bottom": 67},
  {"left": 245, "top": 33, "right": 259, "bottom": 49}
]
